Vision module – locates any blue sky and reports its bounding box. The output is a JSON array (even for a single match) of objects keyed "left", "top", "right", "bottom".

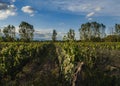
[{"left": 0, "top": 0, "right": 120, "bottom": 40}]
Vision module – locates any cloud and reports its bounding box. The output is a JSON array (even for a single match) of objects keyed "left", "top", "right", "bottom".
[
  {"left": 88, "top": 18, "right": 93, "bottom": 21},
  {"left": 0, "top": 3, "right": 8, "bottom": 10},
  {"left": 34, "top": 29, "right": 80, "bottom": 40},
  {"left": 95, "top": 7, "right": 102, "bottom": 12},
  {"left": 21, "top": 6, "right": 35, "bottom": 16},
  {"left": 37, "top": 0, "right": 120, "bottom": 17},
  {"left": 0, "top": 0, "right": 16, "bottom": 3},
  {"left": 86, "top": 12, "right": 95, "bottom": 18},
  {"left": 30, "top": 14, "right": 34, "bottom": 17},
  {"left": 34, "top": 29, "right": 52, "bottom": 40},
  {"left": 0, "top": 1, "right": 16, "bottom": 20},
  {"left": 11, "top": 0, "right": 16, "bottom": 2},
  {"left": 34, "top": 29, "right": 65, "bottom": 40}
]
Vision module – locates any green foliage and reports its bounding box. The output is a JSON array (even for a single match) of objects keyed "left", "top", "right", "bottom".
[
  {"left": 57, "top": 42, "right": 75, "bottom": 85},
  {"left": 0, "top": 42, "right": 120, "bottom": 86},
  {"left": 67, "top": 29, "right": 75, "bottom": 41},
  {"left": 104, "top": 35, "right": 120, "bottom": 42},
  {"left": 52, "top": 29, "right": 57, "bottom": 41},
  {"left": 63, "top": 29, "right": 75, "bottom": 41},
  {"left": 79, "top": 22, "right": 106, "bottom": 41},
  {"left": 3, "top": 25, "right": 16, "bottom": 41},
  {"left": 115, "top": 24, "right": 120, "bottom": 35},
  {"left": 19, "top": 21, "right": 34, "bottom": 42}
]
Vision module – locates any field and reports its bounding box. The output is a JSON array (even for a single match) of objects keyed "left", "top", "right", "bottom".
[{"left": 0, "top": 42, "right": 120, "bottom": 86}]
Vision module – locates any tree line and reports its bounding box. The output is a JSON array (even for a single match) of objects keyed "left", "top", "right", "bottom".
[
  {"left": 1, "top": 21, "right": 120, "bottom": 42},
  {"left": 55, "top": 22, "right": 120, "bottom": 42}
]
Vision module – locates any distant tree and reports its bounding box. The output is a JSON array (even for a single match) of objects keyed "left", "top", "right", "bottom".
[
  {"left": 108, "top": 27, "right": 115, "bottom": 35},
  {"left": 104, "top": 35, "right": 118, "bottom": 42},
  {"left": 115, "top": 24, "right": 120, "bottom": 41},
  {"left": 19, "top": 21, "right": 34, "bottom": 42},
  {"left": 79, "top": 22, "right": 106, "bottom": 41},
  {"left": 63, "top": 35, "right": 68, "bottom": 41},
  {"left": 115, "top": 24, "right": 120, "bottom": 35},
  {"left": 79, "top": 23, "right": 89, "bottom": 40},
  {"left": 52, "top": 29, "right": 57, "bottom": 41},
  {"left": 0, "top": 29, "right": 3, "bottom": 41},
  {"left": 0, "top": 29, "right": 2, "bottom": 36},
  {"left": 3, "top": 25, "right": 16, "bottom": 41},
  {"left": 99, "top": 23, "right": 106, "bottom": 38},
  {"left": 67, "top": 29, "right": 75, "bottom": 41}
]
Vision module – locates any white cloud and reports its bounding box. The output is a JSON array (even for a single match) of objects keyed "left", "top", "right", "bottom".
[
  {"left": 88, "top": 18, "right": 93, "bottom": 21},
  {"left": 11, "top": 0, "right": 16, "bottom": 2},
  {"left": 30, "top": 14, "right": 34, "bottom": 17},
  {"left": 21, "top": 6, "right": 35, "bottom": 16},
  {"left": 35, "top": 29, "right": 53, "bottom": 34},
  {"left": 86, "top": 12, "right": 95, "bottom": 18},
  {"left": 41, "top": 0, "right": 120, "bottom": 17},
  {"left": 0, "top": 2, "right": 16, "bottom": 20},
  {"left": 34, "top": 29, "right": 52, "bottom": 40},
  {"left": 95, "top": 7, "right": 102, "bottom": 12},
  {"left": 34, "top": 29, "right": 66, "bottom": 40}
]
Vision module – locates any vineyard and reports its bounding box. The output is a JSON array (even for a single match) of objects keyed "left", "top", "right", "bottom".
[{"left": 0, "top": 42, "right": 120, "bottom": 86}]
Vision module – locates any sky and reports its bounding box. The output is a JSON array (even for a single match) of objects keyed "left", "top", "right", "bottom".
[{"left": 0, "top": 0, "right": 120, "bottom": 40}]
